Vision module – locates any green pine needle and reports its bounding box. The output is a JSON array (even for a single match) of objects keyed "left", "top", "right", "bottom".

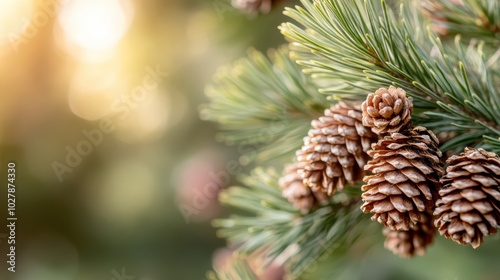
[
  {"left": 280, "top": 0, "right": 500, "bottom": 152},
  {"left": 202, "top": 46, "right": 330, "bottom": 165},
  {"left": 213, "top": 168, "right": 369, "bottom": 278}
]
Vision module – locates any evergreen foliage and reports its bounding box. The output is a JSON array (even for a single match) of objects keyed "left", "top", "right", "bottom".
[
  {"left": 280, "top": 0, "right": 500, "bottom": 153},
  {"left": 201, "top": 47, "right": 328, "bottom": 164},
  {"left": 204, "top": 0, "right": 500, "bottom": 278},
  {"left": 424, "top": 0, "right": 500, "bottom": 46},
  {"left": 212, "top": 168, "right": 368, "bottom": 278}
]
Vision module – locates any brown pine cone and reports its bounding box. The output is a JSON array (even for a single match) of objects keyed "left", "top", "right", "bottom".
[
  {"left": 297, "top": 102, "right": 378, "bottom": 195},
  {"left": 384, "top": 211, "right": 436, "bottom": 258},
  {"left": 231, "top": 0, "right": 283, "bottom": 15},
  {"left": 362, "top": 86, "right": 413, "bottom": 135},
  {"left": 279, "top": 163, "right": 328, "bottom": 213},
  {"left": 434, "top": 147, "right": 500, "bottom": 248},
  {"left": 361, "top": 126, "right": 444, "bottom": 230}
]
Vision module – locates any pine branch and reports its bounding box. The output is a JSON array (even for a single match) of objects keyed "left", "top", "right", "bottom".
[
  {"left": 202, "top": 46, "right": 329, "bottom": 165},
  {"left": 205, "top": 1, "right": 500, "bottom": 279},
  {"left": 212, "top": 168, "right": 370, "bottom": 278},
  {"left": 279, "top": 0, "right": 500, "bottom": 152},
  {"left": 423, "top": 0, "right": 500, "bottom": 47}
]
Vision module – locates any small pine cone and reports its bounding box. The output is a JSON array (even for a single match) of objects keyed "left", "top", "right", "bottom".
[
  {"left": 361, "top": 126, "right": 444, "bottom": 230},
  {"left": 434, "top": 147, "right": 500, "bottom": 248},
  {"left": 297, "top": 102, "right": 378, "bottom": 195},
  {"left": 362, "top": 86, "right": 413, "bottom": 135},
  {"left": 231, "top": 0, "right": 282, "bottom": 15},
  {"left": 384, "top": 211, "right": 436, "bottom": 258},
  {"left": 279, "top": 163, "right": 328, "bottom": 213}
]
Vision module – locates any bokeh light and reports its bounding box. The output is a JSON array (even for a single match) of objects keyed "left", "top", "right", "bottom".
[
  {"left": 113, "top": 90, "right": 170, "bottom": 143},
  {"left": 0, "top": 0, "right": 34, "bottom": 43},
  {"left": 85, "top": 160, "right": 156, "bottom": 225},
  {"left": 0, "top": 0, "right": 296, "bottom": 279},
  {"left": 68, "top": 62, "right": 124, "bottom": 121},
  {"left": 57, "top": 0, "right": 133, "bottom": 59}
]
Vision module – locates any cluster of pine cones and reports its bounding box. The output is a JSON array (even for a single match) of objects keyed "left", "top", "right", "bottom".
[{"left": 279, "top": 86, "right": 500, "bottom": 258}]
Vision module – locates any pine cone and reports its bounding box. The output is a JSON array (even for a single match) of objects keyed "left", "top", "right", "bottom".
[
  {"left": 361, "top": 126, "right": 444, "bottom": 230},
  {"left": 434, "top": 147, "right": 500, "bottom": 248},
  {"left": 297, "top": 102, "right": 378, "bottom": 195},
  {"left": 279, "top": 163, "right": 328, "bottom": 213},
  {"left": 362, "top": 86, "right": 413, "bottom": 135},
  {"left": 384, "top": 212, "right": 436, "bottom": 258},
  {"left": 231, "top": 0, "right": 282, "bottom": 15}
]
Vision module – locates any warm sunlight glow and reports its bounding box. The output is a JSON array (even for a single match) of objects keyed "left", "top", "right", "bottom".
[
  {"left": 114, "top": 91, "right": 170, "bottom": 143},
  {"left": 58, "top": 0, "right": 132, "bottom": 52},
  {"left": 0, "top": 0, "right": 33, "bottom": 42},
  {"left": 68, "top": 63, "right": 123, "bottom": 120}
]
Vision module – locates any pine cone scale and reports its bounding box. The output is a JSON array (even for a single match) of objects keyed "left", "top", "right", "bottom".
[
  {"left": 472, "top": 175, "right": 497, "bottom": 186},
  {"left": 410, "top": 161, "right": 435, "bottom": 175},
  {"left": 416, "top": 182, "right": 433, "bottom": 200},
  {"left": 373, "top": 200, "right": 395, "bottom": 212},
  {"left": 379, "top": 182, "right": 403, "bottom": 195},
  {"left": 390, "top": 196, "right": 413, "bottom": 211},
  {"left": 362, "top": 193, "right": 387, "bottom": 202},
  {"left": 451, "top": 200, "right": 474, "bottom": 212},
  {"left": 397, "top": 182, "right": 421, "bottom": 197},
  {"left": 482, "top": 187, "right": 500, "bottom": 200},
  {"left": 384, "top": 171, "right": 408, "bottom": 184},
  {"left": 462, "top": 188, "right": 487, "bottom": 201},
  {"left": 471, "top": 200, "right": 493, "bottom": 213},
  {"left": 484, "top": 163, "right": 500, "bottom": 173},
  {"left": 387, "top": 157, "right": 413, "bottom": 169},
  {"left": 411, "top": 196, "right": 426, "bottom": 211},
  {"left": 401, "top": 168, "right": 426, "bottom": 183}
]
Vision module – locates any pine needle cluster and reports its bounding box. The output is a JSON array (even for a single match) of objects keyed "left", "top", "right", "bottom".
[{"left": 204, "top": 0, "right": 500, "bottom": 278}]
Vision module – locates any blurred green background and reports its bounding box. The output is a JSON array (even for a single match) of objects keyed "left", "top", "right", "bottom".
[
  {"left": 0, "top": 0, "right": 287, "bottom": 279},
  {"left": 0, "top": 0, "right": 499, "bottom": 280}
]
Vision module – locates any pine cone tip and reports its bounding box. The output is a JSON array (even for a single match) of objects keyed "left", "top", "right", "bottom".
[{"left": 362, "top": 86, "right": 413, "bottom": 135}]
